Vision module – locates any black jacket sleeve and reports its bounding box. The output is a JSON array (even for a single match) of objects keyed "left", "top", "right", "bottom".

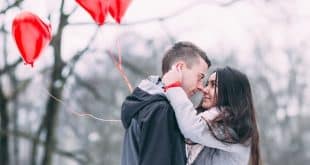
[{"left": 138, "top": 101, "right": 186, "bottom": 165}]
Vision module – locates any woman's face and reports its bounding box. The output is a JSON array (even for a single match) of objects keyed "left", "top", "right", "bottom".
[{"left": 202, "top": 72, "right": 218, "bottom": 109}]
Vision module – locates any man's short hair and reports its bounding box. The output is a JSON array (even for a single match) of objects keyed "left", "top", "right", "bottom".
[{"left": 161, "top": 41, "right": 211, "bottom": 75}]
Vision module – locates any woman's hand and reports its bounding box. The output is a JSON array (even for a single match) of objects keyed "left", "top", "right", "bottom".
[{"left": 162, "top": 65, "right": 183, "bottom": 85}]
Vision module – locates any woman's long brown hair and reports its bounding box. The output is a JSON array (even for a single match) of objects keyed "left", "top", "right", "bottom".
[{"left": 197, "top": 66, "right": 262, "bottom": 165}]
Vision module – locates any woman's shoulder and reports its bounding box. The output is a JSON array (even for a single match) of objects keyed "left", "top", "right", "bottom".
[{"left": 198, "top": 107, "right": 220, "bottom": 121}]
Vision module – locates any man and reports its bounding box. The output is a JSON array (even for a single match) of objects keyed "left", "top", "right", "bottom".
[{"left": 121, "top": 41, "right": 211, "bottom": 165}]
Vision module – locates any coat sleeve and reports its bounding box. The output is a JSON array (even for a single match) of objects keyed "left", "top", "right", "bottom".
[
  {"left": 165, "top": 87, "right": 248, "bottom": 153},
  {"left": 139, "top": 101, "right": 185, "bottom": 165}
]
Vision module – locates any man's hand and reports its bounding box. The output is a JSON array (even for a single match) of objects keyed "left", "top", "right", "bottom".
[{"left": 162, "top": 65, "right": 182, "bottom": 85}]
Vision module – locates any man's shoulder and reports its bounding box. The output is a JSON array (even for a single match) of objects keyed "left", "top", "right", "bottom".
[
  {"left": 138, "top": 98, "right": 174, "bottom": 120},
  {"left": 141, "top": 98, "right": 172, "bottom": 112}
]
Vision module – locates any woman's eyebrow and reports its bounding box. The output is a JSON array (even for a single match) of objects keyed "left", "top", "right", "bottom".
[
  {"left": 208, "top": 80, "right": 216, "bottom": 83},
  {"left": 208, "top": 80, "right": 218, "bottom": 86}
]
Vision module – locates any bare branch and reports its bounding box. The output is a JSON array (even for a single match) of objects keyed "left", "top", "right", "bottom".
[
  {"left": 0, "top": 0, "right": 24, "bottom": 14},
  {"left": 0, "top": 129, "right": 89, "bottom": 164},
  {"left": 73, "top": 74, "right": 121, "bottom": 105},
  {"left": 68, "top": 6, "right": 78, "bottom": 16},
  {"left": 69, "top": 1, "right": 207, "bottom": 26},
  {"left": 217, "top": 0, "right": 243, "bottom": 7},
  {"left": 158, "top": 22, "right": 176, "bottom": 44},
  {"left": 69, "top": 0, "right": 243, "bottom": 26},
  {"left": 105, "top": 50, "right": 148, "bottom": 76},
  {"left": 7, "top": 78, "right": 31, "bottom": 99},
  {"left": 0, "top": 59, "right": 22, "bottom": 76},
  {"left": 67, "top": 28, "right": 99, "bottom": 66},
  {"left": 63, "top": 27, "right": 100, "bottom": 80},
  {"left": 7, "top": 66, "right": 52, "bottom": 100},
  {"left": 73, "top": 74, "right": 103, "bottom": 101},
  {"left": 60, "top": 0, "right": 65, "bottom": 14},
  {"left": 72, "top": 73, "right": 119, "bottom": 106},
  {"left": 0, "top": 26, "right": 8, "bottom": 34},
  {"left": 0, "top": 24, "right": 23, "bottom": 76}
]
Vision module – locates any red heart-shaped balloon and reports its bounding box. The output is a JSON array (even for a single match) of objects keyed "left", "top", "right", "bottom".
[
  {"left": 109, "top": 0, "right": 132, "bottom": 24},
  {"left": 12, "top": 11, "right": 52, "bottom": 67},
  {"left": 76, "top": 0, "right": 109, "bottom": 25}
]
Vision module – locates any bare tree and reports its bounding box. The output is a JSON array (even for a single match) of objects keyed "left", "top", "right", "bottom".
[{"left": 1, "top": 0, "right": 309, "bottom": 165}]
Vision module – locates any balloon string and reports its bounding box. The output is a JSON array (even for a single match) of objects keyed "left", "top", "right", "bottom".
[
  {"left": 42, "top": 87, "right": 121, "bottom": 123},
  {"left": 116, "top": 37, "right": 133, "bottom": 92},
  {"left": 117, "top": 38, "right": 122, "bottom": 67},
  {"left": 105, "top": 25, "right": 133, "bottom": 92}
]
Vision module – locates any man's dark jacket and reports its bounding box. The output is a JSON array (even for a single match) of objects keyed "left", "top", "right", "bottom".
[{"left": 121, "top": 87, "right": 187, "bottom": 165}]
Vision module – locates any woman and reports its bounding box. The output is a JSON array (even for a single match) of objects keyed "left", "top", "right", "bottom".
[{"left": 164, "top": 66, "right": 261, "bottom": 165}]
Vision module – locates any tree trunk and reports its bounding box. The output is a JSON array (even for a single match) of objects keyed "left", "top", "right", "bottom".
[
  {"left": 41, "top": 83, "right": 63, "bottom": 165},
  {"left": 12, "top": 81, "right": 20, "bottom": 165},
  {"left": 41, "top": 4, "right": 67, "bottom": 164},
  {"left": 0, "top": 84, "right": 9, "bottom": 165}
]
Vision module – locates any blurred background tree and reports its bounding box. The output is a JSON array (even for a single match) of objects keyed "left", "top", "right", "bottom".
[{"left": 0, "top": 0, "right": 309, "bottom": 165}]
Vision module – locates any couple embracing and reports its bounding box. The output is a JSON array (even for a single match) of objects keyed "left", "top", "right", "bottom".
[{"left": 121, "top": 42, "right": 261, "bottom": 165}]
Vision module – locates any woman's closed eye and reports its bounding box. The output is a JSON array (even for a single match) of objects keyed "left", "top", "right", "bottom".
[{"left": 206, "top": 80, "right": 217, "bottom": 88}]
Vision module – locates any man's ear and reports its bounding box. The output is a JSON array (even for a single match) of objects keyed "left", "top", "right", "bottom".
[{"left": 174, "top": 61, "right": 186, "bottom": 71}]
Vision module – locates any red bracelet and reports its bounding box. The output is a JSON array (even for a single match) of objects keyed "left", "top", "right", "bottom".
[{"left": 163, "top": 81, "right": 181, "bottom": 92}]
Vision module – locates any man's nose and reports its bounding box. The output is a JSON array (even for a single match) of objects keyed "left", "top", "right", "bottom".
[
  {"left": 197, "top": 86, "right": 204, "bottom": 92},
  {"left": 197, "top": 82, "right": 204, "bottom": 91},
  {"left": 197, "top": 84, "right": 207, "bottom": 93}
]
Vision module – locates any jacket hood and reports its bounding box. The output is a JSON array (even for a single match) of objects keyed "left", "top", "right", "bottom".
[{"left": 121, "top": 76, "right": 166, "bottom": 128}]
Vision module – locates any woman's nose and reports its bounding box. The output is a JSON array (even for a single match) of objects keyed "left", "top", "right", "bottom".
[{"left": 201, "top": 87, "right": 208, "bottom": 94}]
